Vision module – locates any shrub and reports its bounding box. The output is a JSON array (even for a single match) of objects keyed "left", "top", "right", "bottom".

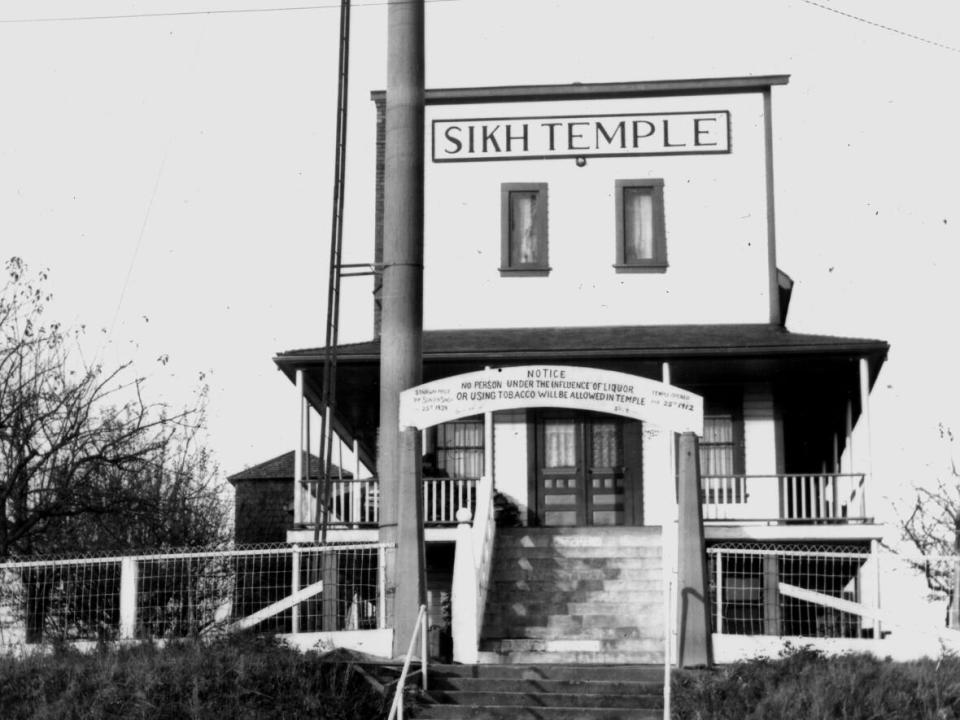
[
  {"left": 0, "top": 634, "right": 387, "bottom": 719},
  {"left": 673, "top": 646, "right": 960, "bottom": 720}
]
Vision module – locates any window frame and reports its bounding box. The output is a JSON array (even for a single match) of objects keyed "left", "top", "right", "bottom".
[
  {"left": 614, "top": 178, "right": 667, "bottom": 273},
  {"left": 500, "top": 182, "right": 550, "bottom": 276}
]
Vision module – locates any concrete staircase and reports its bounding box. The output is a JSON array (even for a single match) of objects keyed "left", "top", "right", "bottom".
[
  {"left": 412, "top": 663, "right": 664, "bottom": 719},
  {"left": 478, "top": 526, "right": 665, "bottom": 664}
]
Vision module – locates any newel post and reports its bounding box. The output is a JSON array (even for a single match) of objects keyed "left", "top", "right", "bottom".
[{"left": 451, "top": 507, "right": 478, "bottom": 663}]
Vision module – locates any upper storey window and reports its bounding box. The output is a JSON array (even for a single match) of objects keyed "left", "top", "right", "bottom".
[
  {"left": 500, "top": 183, "right": 549, "bottom": 276},
  {"left": 614, "top": 179, "right": 666, "bottom": 272}
]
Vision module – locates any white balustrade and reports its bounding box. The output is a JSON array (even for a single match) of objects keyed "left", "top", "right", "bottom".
[
  {"left": 701, "top": 473, "right": 867, "bottom": 523},
  {"left": 294, "top": 477, "right": 478, "bottom": 527}
]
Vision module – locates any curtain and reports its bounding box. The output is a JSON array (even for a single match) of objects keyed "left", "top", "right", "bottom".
[
  {"left": 544, "top": 420, "right": 577, "bottom": 468},
  {"left": 591, "top": 421, "right": 622, "bottom": 467},
  {"left": 510, "top": 191, "right": 540, "bottom": 265},
  {"left": 623, "top": 188, "right": 654, "bottom": 262},
  {"left": 436, "top": 419, "right": 484, "bottom": 478}
]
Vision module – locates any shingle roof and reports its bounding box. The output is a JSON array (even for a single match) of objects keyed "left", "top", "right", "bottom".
[
  {"left": 275, "top": 324, "right": 888, "bottom": 363},
  {"left": 227, "top": 451, "right": 352, "bottom": 484}
]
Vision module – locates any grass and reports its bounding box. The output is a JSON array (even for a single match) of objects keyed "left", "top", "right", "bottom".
[
  {"left": 673, "top": 645, "right": 960, "bottom": 720},
  {"left": 0, "top": 634, "right": 388, "bottom": 720}
]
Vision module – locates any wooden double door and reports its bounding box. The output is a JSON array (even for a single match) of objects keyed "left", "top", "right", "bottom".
[{"left": 534, "top": 411, "right": 644, "bottom": 526}]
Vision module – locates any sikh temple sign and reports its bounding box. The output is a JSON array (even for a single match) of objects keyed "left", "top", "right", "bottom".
[{"left": 432, "top": 111, "right": 730, "bottom": 162}]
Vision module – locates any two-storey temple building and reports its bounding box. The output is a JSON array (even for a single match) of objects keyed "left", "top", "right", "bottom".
[{"left": 272, "top": 75, "right": 891, "bottom": 664}]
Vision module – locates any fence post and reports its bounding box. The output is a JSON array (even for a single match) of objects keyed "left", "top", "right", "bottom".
[
  {"left": 291, "top": 545, "right": 301, "bottom": 634},
  {"left": 871, "top": 540, "right": 882, "bottom": 641},
  {"left": 378, "top": 545, "right": 387, "bottom": 629},
  {"left": 119, "top": 557, "right": 138, "bottom": 640},
  {"left": 715, "top": 550, "right": 723, "bottom": 635}
]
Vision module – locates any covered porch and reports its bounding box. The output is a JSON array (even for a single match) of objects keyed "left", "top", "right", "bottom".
[{"left": 275, "top": 323, "right": 888, "bottom": 538}]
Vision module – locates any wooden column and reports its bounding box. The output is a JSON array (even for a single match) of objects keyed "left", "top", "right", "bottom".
[
  {"left": 676, "top": 432, "right": 713, "bottom": 667},
  {"left": 378, "top": 0, "right": 426, "bottom": 657}
]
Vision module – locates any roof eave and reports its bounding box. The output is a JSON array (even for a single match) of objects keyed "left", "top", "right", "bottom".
[{"left": 370, "top": 75, "right": 790, "bottom": 105}]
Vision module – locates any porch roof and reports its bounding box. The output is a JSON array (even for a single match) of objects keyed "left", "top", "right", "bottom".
[
  {"left": 274, "top": 324, "right": 888, "bottom": 469},
  {"left": 276, "top": 323, "right": 887, "bottom": 365}
]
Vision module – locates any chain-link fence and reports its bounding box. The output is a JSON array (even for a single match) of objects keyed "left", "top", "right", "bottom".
[
  {"left": 0, "top": 543, "right": 387, "bottom": 648},
  {"left": 708, "top": 543, "right": 960, "bottom": 640}
]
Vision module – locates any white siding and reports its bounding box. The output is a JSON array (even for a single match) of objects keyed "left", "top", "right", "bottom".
[
  {"left": 492, "top": 409, "right": 530, "bottom": 525},
  {"left": 423, "top": 92, "right": 771, "bottom": 330},
  {"left": 743, "top": 385, "right": 781, "bottom": 519}
]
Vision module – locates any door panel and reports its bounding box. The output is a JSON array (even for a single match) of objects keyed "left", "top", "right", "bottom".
[
  {"left": 536, "top": 413, "right": 639, "bottom": 527},
  {"left": 540, "top": 418, "right": 583, "bottom": 526}
]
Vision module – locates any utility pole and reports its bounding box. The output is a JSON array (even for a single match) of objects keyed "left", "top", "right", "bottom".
[{"left": 378, "top": 0, "right": 426, "bottom": 657}]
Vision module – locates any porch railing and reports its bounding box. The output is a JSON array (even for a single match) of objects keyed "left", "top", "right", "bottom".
[
  {"left": 295, "top": 477, "right": 478, "bottom": 528},
  {"left": 701, "top": 473, "right": 867, "bottom": 523}
]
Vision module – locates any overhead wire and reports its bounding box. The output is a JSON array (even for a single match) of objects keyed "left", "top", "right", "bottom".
[
  {"left": 0, "top": 0, "right": 458, "bottom": 24},
  {"left": 797, "top": 0, "right": 960, "bottom": 55}
]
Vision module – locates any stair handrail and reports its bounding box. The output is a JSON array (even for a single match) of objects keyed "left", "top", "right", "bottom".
[
  {"left": 451, "top": 472, "right": 495, "bottom": 663},
  {"left": 387, "top": 603, "right": 428, "bottom": 720}
]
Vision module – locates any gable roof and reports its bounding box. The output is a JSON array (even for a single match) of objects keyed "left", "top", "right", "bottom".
[{"left": 227, "top": 451, "right": 352, "bottom": 484}]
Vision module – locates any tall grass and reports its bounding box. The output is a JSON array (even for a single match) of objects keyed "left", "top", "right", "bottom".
[
  {"left": 673, "top": 646, "right": 960, "bottom": 720},
  {"left": 0, "top": 634, "right": 387, "bottom": 720}
]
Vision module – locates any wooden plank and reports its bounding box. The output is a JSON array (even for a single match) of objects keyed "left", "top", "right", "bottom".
[
  {"left": 232, "top": 579, "right": 324, "bottom": 631},
  {"left": 778, "top": 582, "right": 878, "bottom": 621}
]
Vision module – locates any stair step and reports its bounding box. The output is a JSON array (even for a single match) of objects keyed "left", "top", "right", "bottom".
[
  {"left": 412, "top": 705, "right": 661, "bottom": 719},
  {"left": 485, "top": 601, "right": 662, "bottom": 617},
  {"left": 492, "top": 578, "right": 663, "bottom": 593},
  {"left": 491, "top": 566, "right": 663, "bottom": 582},
  {"left": 475, "top": 650, "right": 665, "bottom": 664},
  {"left": 432, "top": 677, "right": 662, "bottom": 694},
  {"left": 428, "top": 690, "right": 662, "bottom": 709},
  {"left": 493, "top": 552, "right": 663, "bottom": 570},
  {"left": 485, "top": 614, "right": 659, "bottom": 634},
  {"left": 485, "top": 589, "right": 661, "bottom": 605},
  {"left": 481, "top": 625, "right": 662, "bottom": 641},
  {"left": 497, "top": 534, "right": 663, "bottom": 554},
  {"left": 495, "top": 549, "right": 661, "bottom": 562},
  {"left": 427, "top": 663, "right": 663, "bottom": 682},
  {"left": 498, "top": 527, "right": 662, "bottom": 538},
  {"left": 480, "top": 638, "right": 664, "bottom": 653}
]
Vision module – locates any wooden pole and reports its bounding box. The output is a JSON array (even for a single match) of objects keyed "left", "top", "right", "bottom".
[
  {"left": 378, "top": 0, "right": 426, "bottom": 657},
  {"left": 676, "top": 432, "right": 713, "bottom": 667}
]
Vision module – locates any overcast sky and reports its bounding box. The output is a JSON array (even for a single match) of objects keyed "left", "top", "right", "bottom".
[{"left": 2, "top": 0, "right": 958, "bottom": 528}]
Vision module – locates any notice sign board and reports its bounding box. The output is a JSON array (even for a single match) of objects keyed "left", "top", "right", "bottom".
[
  {"left": 399, "top": 365, "right": 703, "bottom": 434},
  {"left": 432, "top": 111, "right": 730, "bottom": 162}
]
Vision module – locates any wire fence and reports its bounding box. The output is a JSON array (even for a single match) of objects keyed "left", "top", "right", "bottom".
[
  {"left": 708, "top": 543, "right": 960, "bottom": 640},
  {"left": 0, "top": 543, "right": 387, "bottom": 648}
]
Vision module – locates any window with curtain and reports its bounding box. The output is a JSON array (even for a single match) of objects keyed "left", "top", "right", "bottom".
[
  {"left": 700, "top": 414, "right": 744, "bottom": 503},
  {"left": 501, "top": 183, "right": 549, "bottom": 275},
  {"left": 591, "top": 421, "right": 622, "bottom": 468},
  {"left": 544, "top": 419, "right": 577, "bottom": 468},
  {"left": 435, "top": 417, "right": 484, "bottom": 478},
  {"left": 614, "top": 178, "right": 666, "bottom": 272}
]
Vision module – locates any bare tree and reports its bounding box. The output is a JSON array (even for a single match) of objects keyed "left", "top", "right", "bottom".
[
  {"left": 901, "top": 424, "right": 960, "bottom": 629},
  {"left": 0, "top": 257, "right": 228, "bottom": 558}
]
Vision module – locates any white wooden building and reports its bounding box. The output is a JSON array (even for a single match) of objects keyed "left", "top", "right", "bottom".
[{"left": 275, "top": 76, "right": 897, "bottom": 664}]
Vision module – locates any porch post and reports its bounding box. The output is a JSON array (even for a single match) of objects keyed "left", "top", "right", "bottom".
[
  {"left": 844, "top": 399, "right": 854, "bottom": 475},
  {"left": 484, "top": 366, "right": 494, "bottom": 489},
  {"left": 295, "top": 370, "right": 304, "bottom": 525},
  {"left": 676, "top": 432, "right": 712, "bottom": 667},
  {"left": 858, "top": 357, "right": 873, "bottom": 515}
]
